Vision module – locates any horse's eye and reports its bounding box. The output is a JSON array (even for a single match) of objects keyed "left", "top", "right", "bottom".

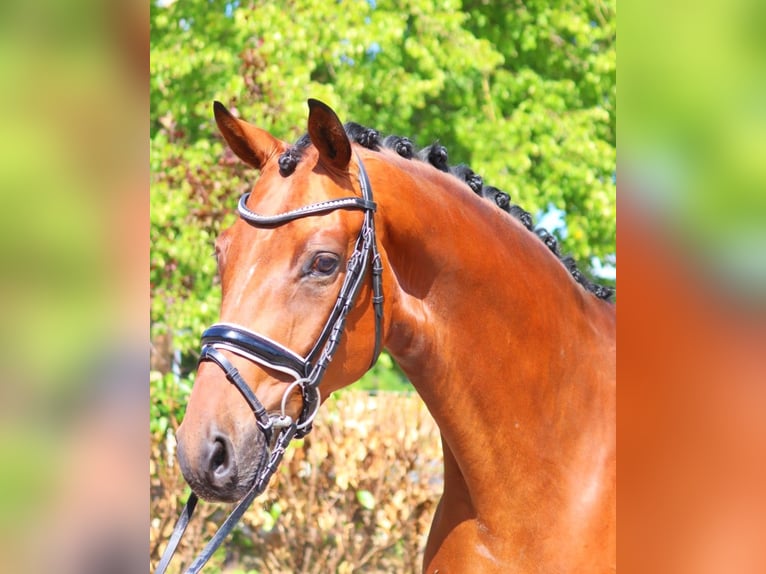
[{"left": 310, "top": 253, "right": 340, "bottom": 276}]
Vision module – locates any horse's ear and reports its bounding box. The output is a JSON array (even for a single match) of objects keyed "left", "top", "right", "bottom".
[
  {"left": 307, "top": 99, "right": 351, "bottom": 171},
  {"left": 213, "top": 101, "right": 285, "bottom": 170}
]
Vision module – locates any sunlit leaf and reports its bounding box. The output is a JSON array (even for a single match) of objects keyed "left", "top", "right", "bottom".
[{"left": 356, "top": 489, "right": 376, "bottom": 510}]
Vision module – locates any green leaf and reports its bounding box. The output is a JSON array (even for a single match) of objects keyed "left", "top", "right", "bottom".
[{"left": 356, "top": 489, "right": 376, "bottom": 510}]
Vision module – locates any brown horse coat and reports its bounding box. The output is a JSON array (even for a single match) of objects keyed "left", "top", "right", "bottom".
[{"left": 176, "top": 101, "right": 616, "bottom": 573}]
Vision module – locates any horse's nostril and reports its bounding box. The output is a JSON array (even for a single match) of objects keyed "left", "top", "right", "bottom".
[
  {"left": 210, "top": 438, "right": 227, "bottom": 474},
  {"left": 206, "top": 435, "right": 236, "bottom": 486}
]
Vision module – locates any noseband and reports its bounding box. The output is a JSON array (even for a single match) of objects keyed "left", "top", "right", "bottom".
[{"left": 155, "top": 155, "right": 383, "bottom": 574}]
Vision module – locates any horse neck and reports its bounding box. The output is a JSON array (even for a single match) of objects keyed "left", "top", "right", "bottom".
[{"left": 371, "top": 152, "right": 616, "bottom": 530}]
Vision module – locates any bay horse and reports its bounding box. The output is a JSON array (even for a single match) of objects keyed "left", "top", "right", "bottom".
[{"left": 174, "top": 100, "right": 616, "bottom": 573}]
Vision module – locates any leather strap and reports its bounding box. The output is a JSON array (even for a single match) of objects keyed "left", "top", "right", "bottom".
[
  {"left": 198, "top": 346, "right": 273, "bottom": 433},
  {"left": 202, "top": 323, "right": 308, "bottom": 379},
  {"left": 153, "top": 493, "right": 198, "bottom": 574},
  {"left": 238, "top": 193, "right": 376, "bottom": 227}
]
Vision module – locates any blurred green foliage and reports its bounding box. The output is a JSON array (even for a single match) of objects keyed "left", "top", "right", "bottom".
[
  {"left": 150, "top": 0, "right": 616, "bottom": 412},
  {"left": 621, "top": 0, "right": 766, "bottom": 298}
]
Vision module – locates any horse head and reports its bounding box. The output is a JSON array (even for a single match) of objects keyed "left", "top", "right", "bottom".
[{"left": 176, "top": 100, "right": 385, "bottom": 503}]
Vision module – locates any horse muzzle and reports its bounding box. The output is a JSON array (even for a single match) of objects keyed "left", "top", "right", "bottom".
[
  {"left": 174, "top": 324, "right": 316, "bottom": 504},
  {"left": 176, "top": 417, "right": 267, "bottom": 503}
]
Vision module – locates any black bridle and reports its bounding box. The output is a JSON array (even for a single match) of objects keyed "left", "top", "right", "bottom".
[{"left": 155, "top": 155, "right": 383, "bottom": 574}]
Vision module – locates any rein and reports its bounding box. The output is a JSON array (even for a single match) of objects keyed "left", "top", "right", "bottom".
[{"left": 154, "top": 155, "right": 383, "bottom": 574}]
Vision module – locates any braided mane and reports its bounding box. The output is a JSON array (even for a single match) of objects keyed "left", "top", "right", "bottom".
[{"left": 277, "top": 122, "right": 614, "bottom": 301}]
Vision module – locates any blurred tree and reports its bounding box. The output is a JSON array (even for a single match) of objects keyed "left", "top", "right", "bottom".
[{"left": 150, "top": 0, "right": 616, "bottom": 396}]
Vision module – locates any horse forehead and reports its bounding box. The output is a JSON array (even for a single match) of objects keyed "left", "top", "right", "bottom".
[
  {"left": 254, "top": 151, "right": 351, "bottom": 206},
  {"left": 226, "top": 169, "right": 357, "bottom": 257}
]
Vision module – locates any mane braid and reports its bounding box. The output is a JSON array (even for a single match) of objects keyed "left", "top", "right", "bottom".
[
  {"left": 278, "top": 121, "right": 615, "bottom": 301},
  {"left": 480, "top": 185, "right": 511, "bottom": 212},
  {"left": 381, "top": 135, "right": 414, "bottom": 159},
  {"left": 344, "top": 122, "right": 380, "bottom": 150},
  {"left": 535, "top": 228, "right": 562, "bottom": 257},
  {"left": 450, "top": 164, "right": 483, "bottom": 195},
  {"left": 418, "top": 142, "right": 449, "bottom": 172},
  {"left": 278, "top": 133, "right": 311, "bottom": 176},
  {"left": 509, "top": 205, "right": 534, "bottom": 231}
]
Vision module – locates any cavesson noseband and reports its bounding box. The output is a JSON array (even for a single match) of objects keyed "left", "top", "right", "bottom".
[{"left": 155, "top": 155, "right": 383, "bottom": 574}]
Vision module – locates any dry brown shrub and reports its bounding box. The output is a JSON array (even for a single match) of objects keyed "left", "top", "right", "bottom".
[{"left": 150, "top": 392, "right": 442, "bottom": 573}]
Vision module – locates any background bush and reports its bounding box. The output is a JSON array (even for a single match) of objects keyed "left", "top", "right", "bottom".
[{"left": 150, "top": 393, "right": 441, "bottom": 573}]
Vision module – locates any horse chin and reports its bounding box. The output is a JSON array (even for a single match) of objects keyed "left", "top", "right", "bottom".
[{"left": 223, "top": 443, "right": 269, "bottom": 503}]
